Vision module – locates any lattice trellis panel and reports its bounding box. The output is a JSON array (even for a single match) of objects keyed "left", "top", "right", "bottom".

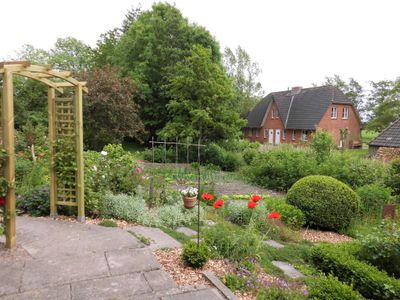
[{"left": 54, "top": 97, "right": 77, "bottom": 206}]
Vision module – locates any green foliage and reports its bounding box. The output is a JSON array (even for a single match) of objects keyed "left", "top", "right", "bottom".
[
  {"left": 17, "top": 158, "right": 49, "bottom": 197},
  {"left": 243, "top": 147, "right": 258, "bottom": 165},
  {"left": 116, "top": 2, "right": 221, "bottom": 136},
  {"left": 83, "top": 66, "right": 145, "bottom": 150},
  {"left": 54, "top": 138, "right": 77, "bottom": 187},
  {"left": 0, "top": 224, "right": 4, "bottom": 236},
  {"left": 244, "top": 149, "right": 316, "bottom": 191},
  {"left": 155, "top": 203, "right": 200, "bottom": 229},
  {"left": 98, "top": 219, "right": 118, "bottom": 227},
  {"left": 386, "top": 159, "right": 400, "bottom": 198},
  {"left": 224, "top": 201, "right": 253, "bottom": 226},
  {"left": 128, "top": 230, "right": 152, "bottom": 245},
  {"left": 264, "top": 198, "right": 306, "bottom": 229},
  {"left": 160, "top": 44, "right": 245, "bottom": 143},
  {"left": 287, "top": 175, "right": 360, "bottom": 231},
  {"left": 223, "top": 273, "right": 248, "bottom": 291},
  {"left": 181, "top": 241, "right": 211, "bottom": 268},
  {"left": 310, "top": 129, "right": 335, "bottom": 164},
  {"left": 355, "top": 184, "right": 392, "bottom": 215},
  {"left": 306, "top": 274, "right": 364, "bottom": 300},
  {"left": 357, "top": 220, "right": 400, "bottom": 278},
  {"left": 309, "top": 243, "right": 400, "bottom": 300},
  {"left": 203, "top": 221, "right": 262, "bottom": 261},
  {"left": 256, "top": 286, "right": 305, "bottom": 300},
  {"left": 17, "top": 186, "right": 50, "bottom": 217}
]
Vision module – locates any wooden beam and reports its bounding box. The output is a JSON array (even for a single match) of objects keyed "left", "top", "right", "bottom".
[
  {"left": 18, "top": 71, "right": 64, "bottom": 93},
  {"left": 2, "top": 70, "right": 16, "bottom": 249},
  {"left": 0, "top": 61, "right": 30, "bottom": 68},
  {"left": 74, "top": 84, "right": 85, "bottom": 222},
  {"left": 48, "top": 87, "right": 58, "bottom": 217}
]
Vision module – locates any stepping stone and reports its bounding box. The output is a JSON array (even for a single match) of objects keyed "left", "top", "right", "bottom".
[
  {"left": 161, "top": 288, "right": 225, "bottom": 300},
  {"left": 128, "top": 226, "right": 181, "bottom": 249},
  {"left": 272, "top": 261, "right": 304, "bottom": 279},
  {"left": 176, "top": 227, "right": 197, "bottom": 237},
  {"left": 264, "top": 240, "right": 284, "bottom": 249},
  {"left": 203, "top": 271, "right": 237, "bottom": 300}
]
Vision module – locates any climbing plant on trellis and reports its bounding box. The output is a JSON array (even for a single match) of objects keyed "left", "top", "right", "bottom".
[{"left": 0, "top": 61, "right": 87, "bottom": 249}]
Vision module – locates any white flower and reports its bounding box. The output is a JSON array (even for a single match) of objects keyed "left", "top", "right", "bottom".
[
  {"left": 92, "top": 165, "right": 97, "bottom": 171},
  {"left": 180, "top": 186, "right": 198, "bottom": 197},
  {"left": 101, "top": 151, "right": 108, "bottom": 156}
]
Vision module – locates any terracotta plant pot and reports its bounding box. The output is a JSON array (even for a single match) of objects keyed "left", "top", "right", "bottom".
[{"left": 183, "top": 196, "right": 197, "bottom": 209}]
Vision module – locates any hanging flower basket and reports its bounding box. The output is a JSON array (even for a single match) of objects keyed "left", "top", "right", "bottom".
[{"left": 180, "top": 187, "right": 198, "bottom": 209}]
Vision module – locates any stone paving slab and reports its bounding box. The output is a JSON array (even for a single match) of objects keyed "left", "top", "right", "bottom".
[
  {"left": 264, "top": 240, "right": 285, "bottom": 249},
  {"left": 106, "top": 248, "right": 160, "bottom": 276},
  {"left": 176, "top": 227, "right": 198, "bottom": 237},
  {"left": 0, "top": 261, "right": 25, "bottom": 296},
  {"left": 0, "top": 284, "right": 71, "bottom": 300},
  {"left": 71, "top": 273, "right": 151, "bottom": 300},
  {"left": 161, "top": 288, "right": 225, "bottom": 300},
  {"left": 144, "top": 270, "right": 177, "bottom": 291},
  {"left": 272, "top": 261, "right": 304, "bottom": 279},
  {"left": 128, "top": 226, "right": 181, "bottom": 249},
  {"left": 203, "top": 271, "right": 237, "bottom": 300},
  {"left": 22, "top": 253, "right": 109, "bottom": 291}
]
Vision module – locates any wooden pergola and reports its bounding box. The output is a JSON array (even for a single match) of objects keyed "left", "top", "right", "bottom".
[{"left": 0, "top": 61, "right": 87, "bottom": 249}]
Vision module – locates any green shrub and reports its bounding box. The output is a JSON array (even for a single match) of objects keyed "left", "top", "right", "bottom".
[
  {"left": 143, "top": 146, "right": 176, "bottom": 163},
  {"left": 306, "top": 274, "right": 363, "bottom": 300},
  {"left": 223, "top": 273, "right": 248, "bottom": 291},
  {"left": 204, "top": 221, "right": 262, "bottom": 262},
  {"left": 181, "top": 240, "right": 210, "bottom": 268},
  {"left": 357, "top": 220, "right": 400, "bottom": 278},
  {"left": 204, "top": 144, "right": 243, "bottom": 171},
  {"left": 17, "top": 158, "right": 49, "bottom": 196},
  {"left": 356, "top": 184, "right": 392, "bottom": 215},
  {"left": 245, "top": 150, "right": 317, "bottom": 191},
  {"left": 100, "top": 192, "right": 152, "bottom": 225},
  {"left": 287, "top": 175, "right": 360, "bottom": 231},
  {"left": 155, "top": 202, "right": 201, "bottom": 229},
  {"left": 222, "top": 151, "right": 243, "bottom": 172},
  {"left": 243, "top": 148, "right": 259, "bottom": 165},
  {"left": 309, "top": 243, "right": 400, "bottom": 300},
  {"left": 265, "top": 197, "right": 306, "bottom": 229},
  {"left": 386, "top": 159, "right": 400, "bottom": 197},
  {"left": 224, "top": 201, "right": 253, "bottom": 226},
  {"left": 256, "top": 286, "right": 305, "bottom": 300},
  {"left": 310, "top": 129, "right": 335, "bottom": 164},
  {"left": 98, "top": 219, "right": 118, "bottom": 227},
  {"left": 17, "top": 186, "right": 50, "bottom": 217}
]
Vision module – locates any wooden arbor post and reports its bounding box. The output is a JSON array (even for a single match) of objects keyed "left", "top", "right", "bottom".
[{"left": 0, "top": 61, "right": 87, "bottom": 249}]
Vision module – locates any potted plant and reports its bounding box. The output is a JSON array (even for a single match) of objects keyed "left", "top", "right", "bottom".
[{"left": 181, "top": 187, "right": 198, "bottom": 209}]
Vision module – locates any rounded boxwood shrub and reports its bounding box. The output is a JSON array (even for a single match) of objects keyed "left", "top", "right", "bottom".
[
  {"left": 181, "top": 240, "right": 211, "bottom": 268},
  {"left": 287, "top": 175, "right": 360, "bottom": 231}
]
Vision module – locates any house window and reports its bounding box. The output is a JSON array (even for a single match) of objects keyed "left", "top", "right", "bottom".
[
  {"left": 301, "top": 130, "right": 308, "bottom": 141},
  {"left": 248, "top": 128, "right": 252, "bottom": 137},
  {"left": 264, "top": 129, "right": 268, "bottom": 139},
  {"left": 255, "top": 129, "right": 259, "bottom": 137},
  {"left": 331, "top": 106, "right": 337, "bottom": 119},
  {"left": 291, "top": 130, "right": 296, "bottom": 140},
  {"left": 283, "top": 129, "right": 286, "bottom": 140},
  {"left": 342, "top": 107, "right": 349, "bottom": 119},
  {"left": 272, "top": 109, "right": 279, "bottom": 119}
]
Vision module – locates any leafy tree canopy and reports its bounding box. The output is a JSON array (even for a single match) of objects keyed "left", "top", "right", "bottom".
[{"left": 159, "top": 45, "right": 245, "bottom": 142}]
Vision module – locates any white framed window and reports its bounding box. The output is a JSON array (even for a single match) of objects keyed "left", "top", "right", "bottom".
[
  {"left": 255, "top": 129, "right": 259, "bottom": 137},
  {"left": 331, "top": 106, "right": 337, "bottom": 119},
  {"left": 301, "top": 130, "right": 308, "bottom": 141},
  {"left": 291, "top": 130, "right": 296, "bottom": 140},
  {"left": 283, "top": 129, "right": 287, "bottom": 140},
  {"left": 248, "top": 128, "right": 252, "bottom": 137},
  {"left": 342, "top": 107, "right": 349, "bottom": 119},
  {"left": 272, "top": 109, "right": 279, "bottom": 119}
]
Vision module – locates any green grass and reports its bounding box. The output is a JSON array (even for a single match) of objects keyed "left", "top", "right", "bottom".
[
  {"left": 98, "top": 219, "right": 118, "bottom": 227},
  {"left": 127, "top": 230, "right": 153, "bottom": 245},
  {"left": 158, "top": 226, "right": 191, "bottom": 244}
]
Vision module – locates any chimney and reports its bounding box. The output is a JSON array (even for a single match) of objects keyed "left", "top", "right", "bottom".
[{"left": 291, "top": 86, "right": 302, "bottom": 95}]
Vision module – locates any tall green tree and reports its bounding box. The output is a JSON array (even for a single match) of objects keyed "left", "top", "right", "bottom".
[
  {"left": 223, "top": 46, "right": 264, "bottom": 116},
  {"left": 115, "top": 2, "right": 221, "bottom": 137},
  {"left": 323, "top": 75, "right": 365, "bottom": 115},
  {"left": 159, "top": 45, "right": 245, "bottom": 142},
  {"left": 366, "top": 79, "right": 400, "bottom": 131},
  {"left": 82, "top": 66, "right": 145, "bottom": 150}
]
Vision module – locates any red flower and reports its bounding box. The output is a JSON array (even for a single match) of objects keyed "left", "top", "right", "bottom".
[
  {"left": 248, "top": 200, "right": 257, "bottom": 209},
  {"left": 201, "top": 193, "right": 214, "bottom": 201},
  {"left": 251, "top": 195, "right": 262, "bottom": 202},
  {"left": 268, "top": 211, "right": 281, "bottom": 220},
  {"left": 0, "top": 197, "right": 5, "bottom": 206},
  {"left": 213, "top": 199, "right": 224, "bottom": 209}
]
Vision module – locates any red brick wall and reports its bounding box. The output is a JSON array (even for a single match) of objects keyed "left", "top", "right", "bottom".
[{"left": 318, "top": 104, "right": 361, "bottom": 147}]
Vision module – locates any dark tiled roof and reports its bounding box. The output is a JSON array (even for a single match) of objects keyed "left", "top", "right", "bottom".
[
  {"left": 369, "top": 118, "right": 400, "bottom": 148},
  {"left": 245, "top": 86, "right": 351, "bottom": 130}
]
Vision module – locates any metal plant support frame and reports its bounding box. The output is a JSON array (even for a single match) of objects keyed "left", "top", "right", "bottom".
[{"left": 0, "top": 61, "right": 87, "bottom": 249}]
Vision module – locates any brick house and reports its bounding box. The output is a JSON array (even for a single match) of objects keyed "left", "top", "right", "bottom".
[
  {"left": 243, "top": 86, "right": 362, "bottom": 148},
  {"left": 369, "top": 118, "right": 400, "bottom": 162}
]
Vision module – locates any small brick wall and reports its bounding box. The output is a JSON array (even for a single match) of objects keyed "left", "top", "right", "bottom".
[{"left": 372, "top": 147, "right": 400, "bottom": 162}]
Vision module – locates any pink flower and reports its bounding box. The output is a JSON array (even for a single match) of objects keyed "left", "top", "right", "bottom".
[{"left": 0, "top": 197, "right": 5, "bottom": 206}]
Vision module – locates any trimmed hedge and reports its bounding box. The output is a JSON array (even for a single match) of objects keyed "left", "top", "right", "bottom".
[
  {"left": 356, "top": 184, "right": 392, "bottom": 216},
  {"left": 287, "top": 175, "right": 360, "bottom": 231},
  {"left": 309, "top": 244, "right": 400, "bottom": 300}
]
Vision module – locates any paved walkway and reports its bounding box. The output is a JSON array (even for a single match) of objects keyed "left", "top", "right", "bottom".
[{"left": 0, "top": 217, "right": 225, "bottom": 300}]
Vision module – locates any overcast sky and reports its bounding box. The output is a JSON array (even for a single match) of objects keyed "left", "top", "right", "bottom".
[{"left": 1, "top": 0, "right": 399, "bottom": 92}]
